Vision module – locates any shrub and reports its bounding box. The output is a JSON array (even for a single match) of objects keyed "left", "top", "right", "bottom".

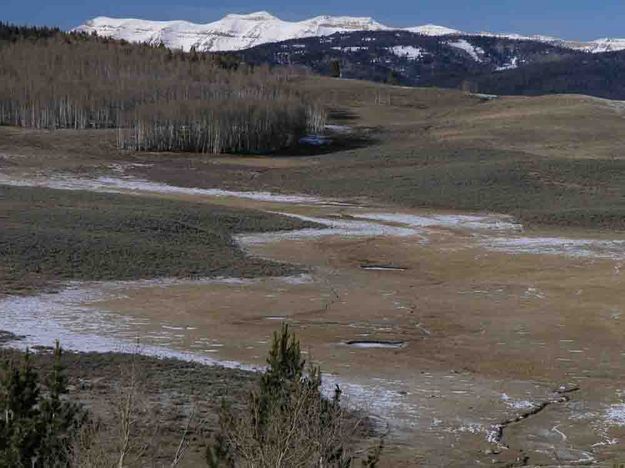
[{"left": 206, "top": 324, "right": 382, "bottom": 467}]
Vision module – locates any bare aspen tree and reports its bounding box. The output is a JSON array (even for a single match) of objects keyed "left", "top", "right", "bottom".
[{"left": 0, "top": 32, "right": 326, "bottom": 154}]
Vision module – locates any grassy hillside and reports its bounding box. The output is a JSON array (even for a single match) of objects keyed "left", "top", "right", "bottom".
[
  {"left": 0, "top": 186, "right": 315, "bottom": 296},
  {"left": 122, "top": 77, "right": 625, "bottom": 231}
]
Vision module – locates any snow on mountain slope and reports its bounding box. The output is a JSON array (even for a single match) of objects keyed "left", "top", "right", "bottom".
[
  {"left": 579, "top": 38, "right": 625, "bottom": 53},
  {"left": 74, "top": 12, "right": 388, "bottom": 52},
  {"left": 404, "top": 24, "right": 460, "bottom": 36},
  {"left": 387, "top": 46, "right": 425, "bottom": 60},
  {"left": 74, "top": 12, "right": 625, "bottom": 54},
  {"left": 447, "top": 39, "right": 484, "bottom": 62}
]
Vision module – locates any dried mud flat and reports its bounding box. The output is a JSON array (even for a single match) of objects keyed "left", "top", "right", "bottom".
[{"left": 3, "top": 168, "right": 625, "bottom": 466}]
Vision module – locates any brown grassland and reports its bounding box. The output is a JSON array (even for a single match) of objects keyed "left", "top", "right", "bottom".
[{"left": 4, "top": 71, "right": 625, "bottom": 466}]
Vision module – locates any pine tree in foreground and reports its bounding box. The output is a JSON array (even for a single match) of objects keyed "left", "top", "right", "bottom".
[
  {"left": 206, "top": 324, "right": 383, "bottom": 468},
  {"left": 0, "top": 342, "right": 88, "bottom": 467}
]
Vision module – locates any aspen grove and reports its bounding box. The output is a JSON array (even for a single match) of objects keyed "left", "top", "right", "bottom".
[{"left": 0, "top": 31, "right": 326, "bottom": 154}]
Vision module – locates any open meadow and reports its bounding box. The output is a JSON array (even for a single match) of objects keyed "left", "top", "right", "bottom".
[{"left": 3, "top": 39, "right": 625, "bottom": 465}]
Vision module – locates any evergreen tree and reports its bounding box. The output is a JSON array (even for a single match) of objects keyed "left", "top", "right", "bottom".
[
  {"left": 207, "top": 324, "right": 381, "bottom": 467},
  {"left": 0, "top": 350, "right": 41, "bottom": 467},
  {"left": 330, "top": 59, "right": 342, "bottom": 78},
  {"left": 0, "top": 342, "right": 88, "bottom": 467}
]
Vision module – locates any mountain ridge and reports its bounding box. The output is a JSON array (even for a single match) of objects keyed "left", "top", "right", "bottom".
[
  {"left": 74, "top": 12, "right": 625, "bottom": 54},
  {"left": 236, "top": 29, "right": 625, "bottom": 100}
]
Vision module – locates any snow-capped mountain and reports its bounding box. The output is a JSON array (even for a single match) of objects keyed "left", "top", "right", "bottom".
[
  {"left": 74, "top": 12, "right": 625, "bottom": 54},
  {"left": 74, "top": 12, "right": 388, "bottom": 52},
  {"left": 580, "top": 38, "right": 625, "bottom": 53}
]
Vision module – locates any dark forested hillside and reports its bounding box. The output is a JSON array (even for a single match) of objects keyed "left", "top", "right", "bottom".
[
  {"left": 0, "top": 25, "right": 324, "bottom": 154},
  {"left": 470, "top": 51, "right": 625, "bottom": 99},
  {"left": 0, "top": 22, "right": 61, "bottom": 42},
  {"left": 235, "top": 30, "right": 625, "bottom": 99}
]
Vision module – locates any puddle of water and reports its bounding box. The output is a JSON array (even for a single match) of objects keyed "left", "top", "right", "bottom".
[
  {"left": 361, "top": 265, "right": 407, "bottom": 271},
  {"left": 299, "top": 135, "right": 332, "bottom": 146},
  {"left": 345, "top": 340, "right": 406, "bottom": 349}
]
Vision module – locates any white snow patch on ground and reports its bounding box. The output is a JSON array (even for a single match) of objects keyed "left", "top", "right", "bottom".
[
  {"left": 496, "top": 56, "right": 519, "bottom": 71},
  {"left": 483, "top": 236, "right": 625, "bottom": 260},
  {"left": 387, "top": 45, "right": 424, "bottom": 60},
  {"left": 352, "top": 212, "right": 521, "bottom": 232},
  {"left": 447, "top": 39, "right": 484, "bottom": 61},
  {"left": 5, "top": 171, "right": 625, "bottom": 261},
  {"left": 324, "top": 124, "right": 352, "bottom": 133},
  {"left": 0, "top": 172, "right": 328, "bottom": 205},
  {"left": 0, "top": 278, "right": 408, "bottom": 431},
  {"left": 332, "top": 46, "right": 368, "bottom": 52},
  {"left": 501, "top": 393, "right": 536, "bottom": 410},
  {"left": 236, "top": 212, "right": 423, "bottom": 244},
  {"left": 605, "top": 404, "right": 625, "bottom": 426},
  {"left": 0, "top": 278, "right": 261, "bottom": 370}
]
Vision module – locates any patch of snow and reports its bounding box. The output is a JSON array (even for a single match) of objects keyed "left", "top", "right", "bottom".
[
  {"left": 482, "top": 236, "right": 625, "bottom": 260},
  {"left": 0, "top": 278, "right": 261, "bottom": 370},
  {"left": 333, "top": 46, "right": 368, "bottom": 53},
  {"left": 454, "top": 422, "right": 485, "bottom": 434},
  {"left": 447, "top": 39, "right": 484, "bottom": 62},
  {"left": 522, "top": 287, "right": 546, "bottom": 300},
  {"left": 324, "top": 124, "right": 352, "bottom": 133},
  {"left": 605, "top": 404, "right": 625, "bottom": 426},
  {"left": 496, "top": 56, "right": 519, "bottom": 71},
  {"left": 0, "top": 172, "right": 327, "bottom": 205},
  {"left": 236, "top": 212, "right": 423, "bottom": 243},
  {"left": 472, "top": 93, "right": 499, "bottom": 101},
  {"left": 578, "top": 38, "right": 625, "bottom": 54},
  {"left": 0, "top": 277, "right": 413, "bottom": 432},
  {"left": 404, "top": 24, "right": 460, "bottom": 36},
  {"left": 352, "top": 212, "right": 521, "bottom": 232},
  {"left": 501, "top": 393, "right": 536, "bottom": 410},
  {"left": 387, "top": 45, "right": 424, "bottom": 60}
]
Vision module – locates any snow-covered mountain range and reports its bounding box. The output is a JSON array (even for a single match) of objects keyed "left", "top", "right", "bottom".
[
  {"left": 74, "top": 12, "right": 386, "bottom": 52},
  {"left": 74, "top": 12, "right": 625, "bottom": 54}
]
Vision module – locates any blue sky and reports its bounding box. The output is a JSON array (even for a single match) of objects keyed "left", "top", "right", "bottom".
[{"left": 3, "top": 0, "right": 624, "bottom": 41}]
